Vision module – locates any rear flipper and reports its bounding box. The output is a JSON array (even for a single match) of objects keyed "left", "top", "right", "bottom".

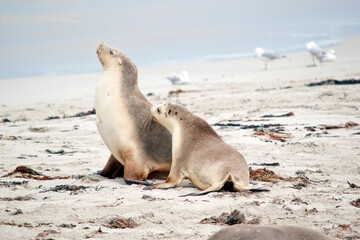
[
  {"left": 180, "top": 180, "right": 270, "bottom": 197},
  {"left": 249, "top": 187, "right": 270, "bottom": 192}
]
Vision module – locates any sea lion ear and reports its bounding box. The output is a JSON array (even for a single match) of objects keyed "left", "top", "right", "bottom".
[
  {"left": 118, "top": 59, "right": 122, "bottom": 66},
  {"left": 175, "top": 112, "right": 178, "bottom": 116}
]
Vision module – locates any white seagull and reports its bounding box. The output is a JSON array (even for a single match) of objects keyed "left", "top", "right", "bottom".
[
  {"left": 318, "top": 49, "right": 336, "bottom": 63},
  {"left": 306, "top": 41, "right": 336, "bottom": 66},
  {"left": 166, "top": 70, "right": 190, "bottom": 85},
  {"left": 255, "top": 47, "right": 285, "bottom": 70}
]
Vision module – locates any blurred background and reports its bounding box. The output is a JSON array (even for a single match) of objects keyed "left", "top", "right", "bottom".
[{"left": 0, "top": 0, "right": 359, "bottom": 79}]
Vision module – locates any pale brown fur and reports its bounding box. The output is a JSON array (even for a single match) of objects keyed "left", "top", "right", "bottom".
[
  {"left": 150, "top": 103, "right": 253, "bottom": 195},
  {"left": 208, "top": 225, "right": 332, "bottom": 240},
  {"left": 95, "top": 43, "right": 172, "bottom": 184}
]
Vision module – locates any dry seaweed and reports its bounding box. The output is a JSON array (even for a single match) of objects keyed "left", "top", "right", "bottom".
[
  {"left": 40, "top": 185, "right": 88, "bottom": 194},
  {"left": 261, "top": 112, "right": 294, "bottom": 118},
  {"left": 347, "top": 181, "right": 360, "bottom": 189},
  {"left": 213, "top": 123, "right": 282, "bottom": 129},
  {"left": 200, "top": 210, "right": 245, "bottom": 225},
  {"left": 252, "top": 129, "right": 292, "bottom": 142},
  {"left": 0, "top": 180, "right": 28, "bottom": 187},
  {"left": 45, "top": 108, "right": 96, "bottom": 120},
  {"left": 106, "top": 217, "right": 139, "bottom": 229},
  {"left": 2, "top": 165, "right": 70, "bottom": 180},
  {"left": 250, "top": 162, "right": 280, "bottom": 167},
  {"left": 249, "top": 168, "right": 296, "bottom": 182},
  {"left": 350, "top": 198, "right": 360, "bottom": 208},
  {"left": 319, "top": 121, "right": 358, "bottom": 130},
  {"left": 306, "top": 78, "right": 360, "bottom": 87}
]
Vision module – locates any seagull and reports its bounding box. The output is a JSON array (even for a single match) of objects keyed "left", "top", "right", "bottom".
[
  {"left": 166, "top": 70, "right": 190, "bottom": 85},
  {"left": 306, "top": 41, "right": 336, "bottom": 66},
  {"left": 255, "top": 47, "right": 285, "bottom": 70},
  {"left": 318, "top": 49, "right": 336, "bottom": 63},
  {"left": 306, "top": 41, "right": 323, "bottom": 66}
]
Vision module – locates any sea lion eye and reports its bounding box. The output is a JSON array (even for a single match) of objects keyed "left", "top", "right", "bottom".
[
  {"left": 168, "top": 109, "right": 171, "bottom": 115},
  {"left": 109, "top": 50, "right": 113, "bottom": 55},
  {"left": 175, "top": 112, "right": 178, "bottom": 115},
  {"left": 157, "top": 108, "right": 161, "bottom": 114}
]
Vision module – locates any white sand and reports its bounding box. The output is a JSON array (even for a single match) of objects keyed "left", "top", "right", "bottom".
[{"left": 1, "top": 36, "right": 360, "bottom": 240}]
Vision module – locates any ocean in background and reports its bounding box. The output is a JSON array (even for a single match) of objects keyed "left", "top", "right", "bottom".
[{"left": 0, "top": 0, "right": 359, "bottom": 79}]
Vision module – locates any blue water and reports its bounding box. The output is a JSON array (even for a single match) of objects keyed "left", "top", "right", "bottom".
[{"left": 0, "top": 0, "right": 359, "bottom": 79}]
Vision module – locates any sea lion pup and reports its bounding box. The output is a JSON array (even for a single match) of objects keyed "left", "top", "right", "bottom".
[
  {"left": 208, "top": 225, "right": 332, "bottom": 240},
  {"left": 149, "top": 103, "right": 268, "bottom": 196},
  {"left": 95, "top": 42, "right": 172, "bottom": 184}
]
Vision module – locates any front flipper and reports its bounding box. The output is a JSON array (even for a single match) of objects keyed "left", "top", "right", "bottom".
[{"left": 100, "top": 154, "right": 124, "bottom": 179}]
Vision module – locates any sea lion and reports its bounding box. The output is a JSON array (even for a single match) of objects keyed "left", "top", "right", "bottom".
[
  {"left": 149, "top": 103, "right": 268, "bottom": 195},
  {"left": 208, "top": 225, "right": 332, "bottom": 240},
  {"left": 95, "top": 42, "right": 172, "bottom": 184}
]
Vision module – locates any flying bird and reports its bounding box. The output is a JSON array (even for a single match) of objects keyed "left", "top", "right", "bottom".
[
  {"left": 166, "top": 70, "right": 190, "bottom": 85},
  {"left": 255, "top": 47, "right": 285, "bottom": 70}
]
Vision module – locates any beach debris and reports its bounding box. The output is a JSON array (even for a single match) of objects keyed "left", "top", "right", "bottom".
[
  {"left": 167, "top": 70, "right": 190, "bottom": 85},
  {"left": 106, "top": 217, "right": 139, "bottom": 229},
  {"left": 45, "top": 108, "right": 96, "bottom": 120},
  {"left": 36, "top": 230, "right": 60, "bottom": 239},
  {"left": 0, "top": 180, "right": 28, "bottom": 188},
  {"left": 250, "top": 162, "right": 280, "bottom": 167},
  {"left": 169, "top": 89, "right": 186, "bottom": 95},
  {"left": 2, "top": 165, "right": 70, "bottom": 180},
  {"left": 213, "top": 122, "right": 282, "bottom": 129},
  {"left": 141, "top": 194, "right": 165, "bottom": 201},
  {"left": 0, "top": 118, "right": 11, "bottom": 123},
  {"left": 261, "top": 112, "right": 294, "bottom": 118},
  {"left": 305, "top": 208, "right": 318, "bottom": 215},
  {"left": 11, "top": 209, "right": 23, "bottom": 215},
  {"left": 0, "top": 195, "right": 35, "bottom": 201},
  {"left": 17, "top": 154, "right": 38, "bottom": 159},
  {"left": 67, "top": 108, "right": 96, "bottom": 118},
  {"left": 252, "top": 128, "right": 292, "bottom": 142},
  {"left": 40, "top": 185, "right": 88, "bottom": 194},
  {"left": 291, "top": 196, "right": 308, "bottom": 205},
  {"left": 200, "top": 210, "right": 245, "bottom": 225},
  {"left": 305, "top": 126, "right": 316, "bottom": 132},
  {"left": 249, "top": 168, "right": 297, "bottom": 182},
  {"left": 350, "top": 199, "right": 360, "bottom": 208},
  {"left": 58, "top": 223, "right": 76, "bottom": 228},
  {"left": 0, "top": 135, "right": 18, "bottom": 140},
  {"left": 319, "top": 121, "right": 358, "bottom": 130},
  {"left": 85, "top": 228, "right": 107, "bottom": 238},
  {"left": 347, "top": 181, "right": 360, "bottom": 189},
  {"left": 306, "top": 78, "right": 360, "bottom": 87},
  {"left": 45, "top": 148, "right": 77, "bottom": 155},
  {"left": 28, "top": 126, "right": 49, "bottom": 132}
]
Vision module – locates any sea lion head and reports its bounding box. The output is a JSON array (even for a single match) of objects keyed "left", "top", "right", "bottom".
[
  {"left": 150, "top": 103, "right": 186, "bottom": 133},
  {"left": 96, "top": 42, "right": 138, "bottom": 82}
]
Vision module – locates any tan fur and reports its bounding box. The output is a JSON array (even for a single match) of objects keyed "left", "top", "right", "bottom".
[
  {"left": 95, "top": 43, "right": 172, "bottom": 183},
  {"left": 150, "top": 103, "right": 251, "bottom": 195},
  {"left": 208, "top": 225, "right": 332, "bottom": 240}
]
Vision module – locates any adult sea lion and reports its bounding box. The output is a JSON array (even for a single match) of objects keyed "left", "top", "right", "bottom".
[
  {"left": 95, "top": 42, "right": 172, "bottom": 184},
  {"left": 208, "top": 224, "right": 332, "bottom": 240},
  {"left": 149, "top": 102, "right": 268, "bottom": 195}
]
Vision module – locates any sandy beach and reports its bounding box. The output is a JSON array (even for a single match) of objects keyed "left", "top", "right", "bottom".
[{"left": 1, "top": 36, "right": 360, "bottom": 240}]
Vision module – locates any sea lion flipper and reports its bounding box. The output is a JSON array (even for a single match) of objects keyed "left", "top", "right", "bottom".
[
  {"left": 100, "top": 154, "right": 124, "bottom": 179},
  {"left": 249, "top": 187, "right": 270, "bottom": 192},
  {"left": 124, "top": 178, "right": 153, "bottom": 186}
]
